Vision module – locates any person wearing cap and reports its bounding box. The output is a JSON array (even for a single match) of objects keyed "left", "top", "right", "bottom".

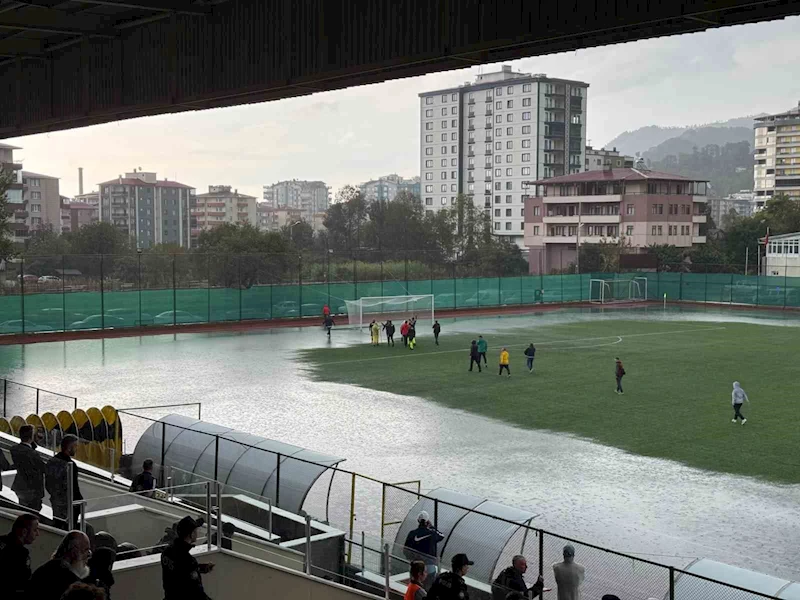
[
  {"left": 403, "top": 511, "right": 445, "bottom": 589},
  {"left": 552, "top": 544, "right": 584, "bottom": 600},
  {"left": 427, "top": 553, "right": 473, "bottom": 600},
  {"left": 161, "top": 516, "right": 214, "bottom": 600},
  {"left": 491, "top": 555, "right": 544, "bottom": 600}
]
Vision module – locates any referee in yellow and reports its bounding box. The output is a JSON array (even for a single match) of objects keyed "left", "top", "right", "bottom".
[{"left": 499, "top": 347, "right": 510, "bottom": 377}]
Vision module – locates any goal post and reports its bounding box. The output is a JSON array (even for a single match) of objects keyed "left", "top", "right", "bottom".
[
  {"left": 589, "top": 277, "right": 648, "bottom": 304},
  {"left": 343, "top": 295, "right": 435, "bottom": 329}
]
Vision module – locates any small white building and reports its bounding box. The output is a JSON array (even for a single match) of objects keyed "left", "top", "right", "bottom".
[{"left": 762, "top": 232, "right": 800, "bottom": 277}]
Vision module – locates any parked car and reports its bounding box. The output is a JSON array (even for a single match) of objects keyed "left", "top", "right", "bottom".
[
  {"left": 105, "top": 308, "right": 154, "bottom": 325},
  {"left": 154, "top": 310, "right": 202, "bottom": 325},
  {"left": 272, "top": 301, "right": 299, "bottom": 317},
  {"left": 17, "top": 274, "right": 39, "bottom": 283},
  {"left": 0, "top": 320, "right": 53, "bottom": 334},
  {"left": 38, "top": 275, "right": 61, "bottom": 283},
  {"left": 68, "top": 314, "right": 126, "bottom": 330}
]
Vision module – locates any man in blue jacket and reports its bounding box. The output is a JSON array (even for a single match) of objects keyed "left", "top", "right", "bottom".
[{"left": 403, "top": 511, "right": 445, "bottom": 589}]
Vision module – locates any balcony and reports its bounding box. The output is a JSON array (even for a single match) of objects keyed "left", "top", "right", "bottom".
[
  {"left": 485, "top": 135, "right": 493, "bottom": 142},
  {"left": 543, "top": 235, "right": 576, "bottom": 244},
  {"left": 484, "top": 201, "right": 492, "bottom": 208},
  {"left": 544, "top": 194, "right": 622, "bottom": 204},
  {"left": 467, "top": 164, "right": 475, "bottom": 170},
  {"left": 692, "top": 235, "right": 707, "bottom": 244},
  {"left": 485, "top": 109, "right": 492, "bottom": 116},
  {"left": 468, "top": 111, "right": 475, "bottom": 118},
  {"left": 468, "top": 98, "right": 475, "bottom": 105},
  {"left": 468, "top": 125, "right": 475, "bottom": 131},
  {"left": 581, "top": 234, "right": 619, "bottom": 244},
  {"left": 468, "top": 151, "right": 475, "bottom": 157},
  {"left": 484, "top": 176, "right": 492, "bottom": 182},
  {"left": 484, "top": 124, "right": 492, "bottom": 129},
  {"left": 468, "top": 176, "right": 475, "bottom": 183},
  {"left": 485, "top": 96, "right": 492, "bottom": 102},
  {"left": 545, "top": 124, "right": 566, "bottom": 137},
  {"left": 569, "top": 124, "right": 582, "bottom": 137},
  {"left": 692, "top": 214, "right": 707, "bottom": 224},
  {"left": 484, "top": 150, "right": 492, "bottom": 155},
  {"left": 543, "top": 214, "right": 621, "bottom": 224}
]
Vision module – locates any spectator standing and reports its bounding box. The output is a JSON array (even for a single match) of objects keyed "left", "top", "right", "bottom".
[
  {"left": 384, "top": 320, "right": 396, "bottom": 346},
  {"left": 161, "top": 516, "right": 214, "bottom": 600},
  {"left": 477, "top": 336, "right": 488, "bottom": 366},
  {"left": 524, "top": 344, "right": 536, "bottom": 373},
  {"left": 129, "top": 459, "right": 156, "bottom": 498},
  {"left": 499, "top": 348, "right": 510, "bottom": 377},
  {"left": 0, "top": 513, "right": 40, "bottom": 597},
  {"left": 11, "top": 424, "right": 45, "bottom": 511},
  {"left": 428, "top": 553, "right": 474, "bottom": 600},
  {"left": 29, "top": 530, "right": 92, "bottom": 600},
  {"left": 614, "top": 358, "right": 625, "bottom": 395},
  {"left": 432, "top": 321, "right": 441, "bottom": 345},
  {"left": 552, "top": 545, "right": 584, "bottom": 600},
  {"left": 46, "top": 435, "right": 83, "bottom": 530},
  {"left": 405, "top": 560, "right": 428, "bottom": 600},
  {"left": 403, "top": 511, "right": 445, "bottom": 588},
  {"left": 492, "top": 555, "right": 544, "bottom": 600},
  {"left": 469, "top": 340, "right": 482, "bottom": 373},
  {"left": 84, "top": 547, "right": 115, "bottom": 600},
  {"left": 401, "top": 320, "right": 410, "bottom": 346}
]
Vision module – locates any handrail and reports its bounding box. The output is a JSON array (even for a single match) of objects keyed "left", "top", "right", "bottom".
[{"left": 1, "top": 377, "right": 78, "bottom": 417}]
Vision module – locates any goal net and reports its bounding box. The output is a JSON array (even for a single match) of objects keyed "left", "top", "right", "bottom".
[
  {"left": 343, "top": 295, "right": 435, "bottom": 329},
  {"left": 589, "top": 277, "right": 648, "bottom": 304}
]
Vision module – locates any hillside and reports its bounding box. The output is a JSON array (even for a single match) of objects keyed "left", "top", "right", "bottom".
[
  {"left": 642, "top": 126, "right": 753, "bottom": 162},
  {"left": 604, "top": 115, "right": 763, "bottom": 157}
]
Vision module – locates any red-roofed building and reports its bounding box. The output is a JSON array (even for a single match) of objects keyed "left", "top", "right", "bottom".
[
  {"left": 523, "top": 167, "right": 709, "bottom": 273},
  {"left": 98, "top": 171, "right": 195, "bottom": 249}
]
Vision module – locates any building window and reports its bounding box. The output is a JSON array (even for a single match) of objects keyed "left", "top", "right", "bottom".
[
  {"left": 442, "top": 120, "right": 447, "bottom": 129},
  {"left": 523, "top": 98, "right": 531, "bottom": 107},
  {"left": 522, "top": 125, "right": 531, "bottom": 134},
  {"left": 522, "top": 139, "right": 531, "bottom": 148},
  {"left": 651, "top": 225, "right": 657, "bottom": 236},
  {"left": 507, "top": 100, "right": 513, "bottom": 109},
  {"left": 426, "top": 134, "right": 433, "bottom": 143},
  {"left": 441, "top": 159, "right": 448, "bottom": 167},
  {"left": 652, "top": 204, "right": 663, "bottom": 214},
  {"left": 441, "top": 108, "right": 447, "bottom": 116},
  {"left": 626, "top": 225, "right": 634, "bottom": 236},
  {"left": 426, "top": 97, "right": 433, "bottom": 105},
  {"left": 495, "top": 141, "right": 502, "bottom": 150},
  {"left": 425, "top": 173, "right": 433, "bottom": 180},
  {"left": 522, "top": 153, "right": 531, "bottom": 162},
  {"left": 506, "top": 208, "right": 512, "bottom": 216},
  {"left": 451, "top": 171, "right": 457, "bottom": 178},
  {"left": 451, "top": 132, "right": 457, "bottom": 141},
  {"left": 505, "top": 222, "right": 512, "bottom": 230},
  {"left": 658, "top": 225, "right": 663, "bottom": 235},
  {"left": 523, "top": 83, "right": 532, "bottom": 93},
  {"left": 425, "top": 122, "right": 433, "bottom": 130},
  {"left": 522, "top": 167, "right": 531, "bottom": 175},
  {"left": 495, "top": 182, "right": 502, "bottom": 190},
  {"left": 452, "top": 119, "right": 457, "bottom": 128},
  {"left": 496, "top": 128, "right": 502, "bottom": 137},
  {"left": 495, "top": 87, "right": 502, "bottom": 96},
  {"left": 505, "top": 195, "right": 512, "bottom": 203},
  {"left": 496, "top": 101, "right": 502, "bottom": 110},
  {"left": 425, "top": 160, "right": 433, "bottom": 168},
  {"left": 451, "top": 145, "right": 457, "bottom": 153},
  {"left": 505, "top": 154, "right": 512, "bottom": 163},
  {"left": 495, "top": 209, "right": 501, "bottom": 217},
  {"left": 507, "top": 114, "right": 513, "bottom": 122},
  {"left": 506, "top": 182, "right": 513, "bottom": 190},
  {"left": 507, "top": 86, "right": 514, "bottom": 94},
  {"left": 451, "top": 184, "right": 457, "bottom": 192},
  {"left": 426, "top": 109, "right": 433, "bottom": 117},
  {"left": 452, "top": 93, "right": 457, "bottom": 101},
  {"left": 441, "top": 196, "right": 448, "bottom": 204},
  {"left": 468, "top": 183, "right": 475, "bottom": 191},
  {"left": 451, "top": 158, "right": 457, "bottom": 166},
  {"left": 441, "top": 133, "right": 448, "bottom": 142},
  {"left": 31, "top": 203, "right": 41, "bottom": 212},
  {"left": 441, "top": 185, "right": 447, "bottom": 192},
  {"left": 425, "top": 185, "right": 433, "bottom": 192},
  {"left": 31, "top": 191, "right": 41, "bottom": 200},
  {"left": 495, "top": 155, "right": 501, "bottom": 164},
  {"left": 441, "top": 146, "right": 447, "bottom": 154},
  {"left": 495, "top": 195, "right": 501, "bottom": 204},
  {"left": 441, "top": 94, "right": 447, "bottom": 102},
  {"left": 441, "top": 171, "right": 447, "bottom": 179},
  {"left": 507, "top": 141, "right": 513, "bottom": 149},
  {"left": 533, "top": 206, "right": 540, "bottom": 216},
  {"left": 494, "top": 222, "right": 500, "bottom": 230},
  {"left": 495, "top": 168, "right": 502, "bottom": 177},
  {"left": 495, "top": 115, "right": 502, "bottom": 124},
  {"left": 506, "top": 168, "right": 513, "bottom": 176},
  {"left": 626, "top": 204, "right": 634, "bottom": 215},
  {"left": 522, "top": 112, "right": 531, "bottom": 121}
]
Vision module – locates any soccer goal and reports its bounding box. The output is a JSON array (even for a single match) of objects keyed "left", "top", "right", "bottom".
[
  {"left": 589, "top": 277, "right": 648, "bottom": 304},
  {"left": 343, "top": 295, "right": 435, "bottom": 329}
]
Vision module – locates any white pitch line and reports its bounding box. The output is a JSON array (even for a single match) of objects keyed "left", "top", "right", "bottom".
[
  {"left": 313, "top": 326, "right": 726, "bottom": 366},
  {"left": 546, "top": 336, "right": 623, "bottom": 350}
]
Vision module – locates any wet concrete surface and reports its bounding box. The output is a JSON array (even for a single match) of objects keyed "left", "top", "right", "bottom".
[{"left": 1, "top": 306, "right": 798, "bottom": 580}]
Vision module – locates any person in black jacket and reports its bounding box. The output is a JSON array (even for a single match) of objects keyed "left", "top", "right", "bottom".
[
  {"left": 161, "top": 516, "right": 214, "bottom": 600},
  {"left": 403, "top": 511, "right": 445, "bottom": 589},
  {"left": 383, "top": 320, "right": 395, "bottom": 346},
  {"left": 491, "top": 555, "right": 544, "bottom": 600},
  {"left": 428, "top": 553, "right": 474, "bottom": 600},
  {"left": 524, "top": 344, "right": 536, "bottom": 373},
  {"left": 46, "top": 435, "right": 83, "bottom": 530},
  {"left": 129, "top": 459, "right": 156, "bottom": 498},
  {"left": 432, "top": 321, "right": 441, "bottom": 345},
  {"left": 84, "top": 546, "right": 116, "bottom": 600},
  {"left": 11, "top": 425, "right": 45, "bottom": 511},
  {"left": 323, "top": 315, "right": 335, "bottom": 338},
  {"left": 615, "top": 357, "right": 625, "bottom": 394},
  {"left": 0, "top": 513, "right": 40, "bottom": 598},
  {"left": 29, "top": 530, "right": 91, "bottom": 600},
  {"left": 469, "top": 340, "right": 482, "bottom": 372}
]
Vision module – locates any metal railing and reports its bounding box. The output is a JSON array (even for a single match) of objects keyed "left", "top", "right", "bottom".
[
  {"left": 114, "top": 411, "right": 786, "bottom": 600},
  {"left": 1, "top": 377, "right": 78, "bottom": 417}
]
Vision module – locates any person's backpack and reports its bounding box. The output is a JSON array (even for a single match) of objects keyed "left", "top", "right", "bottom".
[{"left": 491, "top": 569, "right": 512, "bottom": 600}]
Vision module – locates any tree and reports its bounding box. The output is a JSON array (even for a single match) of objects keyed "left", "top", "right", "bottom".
[
  {"left": 0, "top": 168, "right": 17, "bottom": 261},
  {"left": 645, "top": 244, "right": 686, "bottom": 270},
  {"left": 323, "top": 186, "right": 368, "bottom": 252},
  {"left": 69, "top": 222, "right": 131, "bottom": 255},
  {"left": 280, "top": 220, "right": 314, "bottom": 252}
]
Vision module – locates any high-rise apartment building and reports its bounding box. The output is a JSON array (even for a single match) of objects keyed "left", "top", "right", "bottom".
[
  {"left": 359, "top": 174, "right": 421, "bottom": 202},
  {"left": 1, "top": 143, "right": 25, "bottom": 243},
  {"left": 420, "top": 65, "right": 588, "bottom": 246},
  {"left": 22, "top": 171, "right": 61, "bottom": 239},
  {"left": 98, "top": 171, "right": 194, "bottom": 249},
  {"left": 262, "top": 180, "right": 329, "bottom": 220},
  {"left": 754, "top": 102, "right": 800, "bottom": 207},
  {"left": 191, "top": 185, "right": 257, "bottom": 246}
]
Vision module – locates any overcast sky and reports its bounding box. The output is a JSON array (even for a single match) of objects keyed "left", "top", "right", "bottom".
[{"left": 7, "top": 16, "right": 799, "bottom": 200}]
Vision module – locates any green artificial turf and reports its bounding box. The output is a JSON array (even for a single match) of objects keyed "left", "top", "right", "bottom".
[{"left": 302, "top": 319, "right": 800, "bottom": 484}]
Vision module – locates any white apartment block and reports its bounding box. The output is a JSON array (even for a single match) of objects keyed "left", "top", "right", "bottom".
[
  {"left": 419, "top": 65, "right": 588, "bottom": 246},
  {"left": 754, "top": 101, "right": 800, "bottom": 210},
  {"left": 191, "top": 185, "right": 257, "bottom": 245},
  {"left": 262, "top": 179, "right": 329, "bottom": 221}
]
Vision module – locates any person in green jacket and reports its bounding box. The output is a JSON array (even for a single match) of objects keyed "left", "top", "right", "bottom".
[{"left": 477, "top": 335, "right": 488, "bottom": 366}]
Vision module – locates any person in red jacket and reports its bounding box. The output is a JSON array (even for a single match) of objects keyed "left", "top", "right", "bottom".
[
  {"left": 322, "top": 304, "right": 330, "bottom": 318},
  {"left": 400, "top": 320, "right": 410, "bottom": 346},
  {"left": 615, "top": 357, "right": 625, "bottom": 394}
]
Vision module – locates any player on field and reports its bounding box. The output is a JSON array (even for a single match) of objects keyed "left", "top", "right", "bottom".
[
  {"left": 524, "top": 343, "right": 536, "bottom": 373},
  {"left": 499, "top": 348, "right": 510, "bottom": 377},
  {"left": 323, "top": 315, "right": 335, "bottom": 337},
  {"left": 477, "top": 335, "right": 488, "bottom": 366},
  {"left": 401, "top": 321, "right": 410, "bottom": 347},
  {"left": 615, "top": 357, "right": 625, "bottom": 394},
  {"left": 370, "top": 320, "right": 380, "bottom": 346},
  {"left": 408, "top": 321, "right": 417, "bottom": 350},
  {"left": 432, "top": 321, "right": 441, "bottom": 345},
  {"left": 469, "top": 340, "right": 482, "bottom": 372},
  {"left": 731, "top": 381, "right": 749, "bottom": 425},
  {"left": 383, "top": 320, "right": 396, "bottom": 346}
]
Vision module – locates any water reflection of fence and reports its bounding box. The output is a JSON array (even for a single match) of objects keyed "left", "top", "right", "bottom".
[{"left": 117, "top": 412, "right": 784, "bottom": 600}]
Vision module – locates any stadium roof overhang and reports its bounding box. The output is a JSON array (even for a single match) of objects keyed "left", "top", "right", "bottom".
[{"left": 0, "top": 1, "right": 799, "bottom": 138}]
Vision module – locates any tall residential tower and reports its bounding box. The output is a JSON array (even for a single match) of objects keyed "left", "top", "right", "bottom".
[
  {"left": 419, "top": 65, "right": 588, "bottom": 246},
  {"left": 754, "top": 102, "right": 800, "bottom": 210}
]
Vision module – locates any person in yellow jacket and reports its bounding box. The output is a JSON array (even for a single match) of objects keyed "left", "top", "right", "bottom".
[
  {"left": 370, "top": 320, "right": 380, "bottom": 345},
  {"left": 499, "top": 347, "right": 510, "bottom": 377}
]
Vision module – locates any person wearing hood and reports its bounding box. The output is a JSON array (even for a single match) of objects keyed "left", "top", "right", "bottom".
[{"left": 731, "top": 381, "right": 749, "bottom": 425}]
